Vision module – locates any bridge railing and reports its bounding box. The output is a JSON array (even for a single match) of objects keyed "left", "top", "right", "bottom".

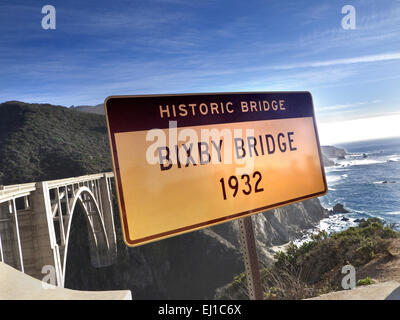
[
  {"left": 0, "top": 182, "right": 37, "bottom": 204},
  {"left": 46, "top": 172, "right": 114, "bottom": 189},
  {"left": 0, "top": 172, "right": 114, "bottom": 204}
]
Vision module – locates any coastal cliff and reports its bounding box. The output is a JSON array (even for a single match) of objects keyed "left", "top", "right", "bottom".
[
  {"left": 321, "top": 145, "right": 347, "bottom": 159},
  {"left": 64, "top": 198, "right": 328, "bottom": 299},
  {"left": 321, "top": 145, "right": 347, "bottom": 167}
]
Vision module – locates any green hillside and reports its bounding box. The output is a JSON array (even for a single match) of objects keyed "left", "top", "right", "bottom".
[
  {"left": 217, "top": 218, "right": 399, "bottom": 300},
  {"left": 0, "top": 101, "right": 112, "bottom": 185}
]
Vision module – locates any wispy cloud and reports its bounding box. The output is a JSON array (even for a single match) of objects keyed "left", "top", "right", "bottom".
[
  {"left": 273, "top": 52, "right": 400, "bottom": 70},
  {"left": 318, "top": 100, "right": 383, "bottom": 112}
]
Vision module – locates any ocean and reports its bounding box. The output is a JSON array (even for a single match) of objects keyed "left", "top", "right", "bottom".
[{"left": 295, "top": 136, "right": 400, "bottom": 244}]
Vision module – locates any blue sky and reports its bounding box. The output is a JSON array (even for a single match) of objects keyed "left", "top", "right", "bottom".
[{"left": 0, "top": 0, "right": 399, "bottom": 143}]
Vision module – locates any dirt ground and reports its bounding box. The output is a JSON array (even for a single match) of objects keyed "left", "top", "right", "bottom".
[{"left": 357, "top": 238, "right": 400, "bottom": 283}]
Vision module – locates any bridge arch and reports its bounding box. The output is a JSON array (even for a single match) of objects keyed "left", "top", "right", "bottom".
[{"left": 61, "top": 186, "right": 110, "bottom": 287}]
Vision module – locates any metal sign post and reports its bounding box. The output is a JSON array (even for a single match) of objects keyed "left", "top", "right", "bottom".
[{"left": 238, "top": 216, "right": 263, "bottom": 300}]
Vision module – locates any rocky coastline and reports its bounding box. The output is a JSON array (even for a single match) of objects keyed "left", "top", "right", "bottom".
[{"left": 321, "top": 145, "right": 347, "bottom": 167}]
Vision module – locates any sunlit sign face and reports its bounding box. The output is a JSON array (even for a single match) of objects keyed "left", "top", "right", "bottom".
[{"left": 105, "top": 92, "right": 327, "bottom": 246}]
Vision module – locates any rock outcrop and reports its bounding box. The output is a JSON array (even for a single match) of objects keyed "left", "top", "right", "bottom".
[
  {"left": 321, "top": 145, "right": 347, "bottom": 167},
  {"left": 321, "top": 146, "right": 347, "bottom": 160},
  {"left": 322, "top": 154, "right": 335, "bottom": 167},
  {"left": 332, "top": 203, "right": 350, "bottom": 213}
]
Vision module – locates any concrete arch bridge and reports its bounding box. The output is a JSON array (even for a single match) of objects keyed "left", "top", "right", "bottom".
[{"left": 0, "top": 172, "right": 117, "bottom": 287}]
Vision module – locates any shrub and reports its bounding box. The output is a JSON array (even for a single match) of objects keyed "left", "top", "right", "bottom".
[
  {"left": 357, "top": 276, "right": 374, "bottom": 286},
  {"left": 218, "top": 218, "right": 399, "bottom": 300}
]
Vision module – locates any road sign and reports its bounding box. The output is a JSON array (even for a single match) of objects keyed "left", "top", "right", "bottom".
[{"left": 105, "top": 92, "right": 327, "bottom": 246}]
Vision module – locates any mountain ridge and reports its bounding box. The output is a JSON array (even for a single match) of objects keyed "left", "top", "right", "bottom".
[
  {"left": 0, "top": 101, "right": 112, "bottom": 185},
  {"left": 70, "top": 104, "right": 104, "bottom": 115}
]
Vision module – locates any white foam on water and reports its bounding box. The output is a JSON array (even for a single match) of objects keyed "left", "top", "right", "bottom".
[
  {"left": 318, "top": 215, "right": 358, "bottom": 234},
  {"left": 351, "top": 208, "right": 367, "bottom": 214},
  {"left": 326, "top": 173, "right": 348, "bottom": 185},
  {"left": 293, "top": 214, "right": 359, "bottom": 247},
  {"left": 385, "top": 153, "right": 400, "bottom": 158},
  {"left": 324, "top": 166, "right": 341, "bottom": 173},
  {"left": 373, "top": 180, "right": 397, "bottom": 184},
  {"left": 347, "top": 153, "right": 363, "bottom": 157},
  {"left": 326, "top": 176, "right": 343, "bottom": 185},
  {"left": 384, "top": 211, "right": 400, "bottom": 215},
  {"left": 327, "top": 175, "right": 341, "bottom": 184},
  {"left": 337, "top": 159, "right": 385, "bottom": 167}
]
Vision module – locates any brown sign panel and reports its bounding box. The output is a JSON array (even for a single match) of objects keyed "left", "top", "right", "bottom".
[{"left": 105, "top": 92, "right": 327, "bottom": 246}]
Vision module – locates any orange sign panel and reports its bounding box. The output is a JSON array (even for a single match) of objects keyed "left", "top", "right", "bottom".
[{"left": 105, "top": 92, "right": 327, "bottom": 246}]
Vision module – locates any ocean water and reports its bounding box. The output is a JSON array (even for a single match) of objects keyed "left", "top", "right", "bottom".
[{"left": 295, "top": 137, "right": 400, "bottom": 244}]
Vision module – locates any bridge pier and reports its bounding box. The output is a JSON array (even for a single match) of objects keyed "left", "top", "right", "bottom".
[
  {"left": 29, "top": 181, "right": 63, "bottom": 286},
  {"left": 99, "top": 174, "right": 117, "bottom": 261}
]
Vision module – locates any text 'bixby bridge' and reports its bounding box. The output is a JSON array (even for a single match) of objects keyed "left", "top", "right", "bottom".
[{"left": 0, "top": 172, "right": 117, "bottom": 287}]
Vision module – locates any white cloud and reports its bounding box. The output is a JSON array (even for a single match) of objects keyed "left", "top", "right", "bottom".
[{"left": 318, "top": 113, "right": 400, "bottom": 145}]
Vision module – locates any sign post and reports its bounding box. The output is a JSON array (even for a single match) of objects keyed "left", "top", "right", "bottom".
[
  {"left": 104, "top": 92, "right": 327, "bottom": 247},
  {"left": 238, "top": 216, "right": 263, "bottom": 300}
]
